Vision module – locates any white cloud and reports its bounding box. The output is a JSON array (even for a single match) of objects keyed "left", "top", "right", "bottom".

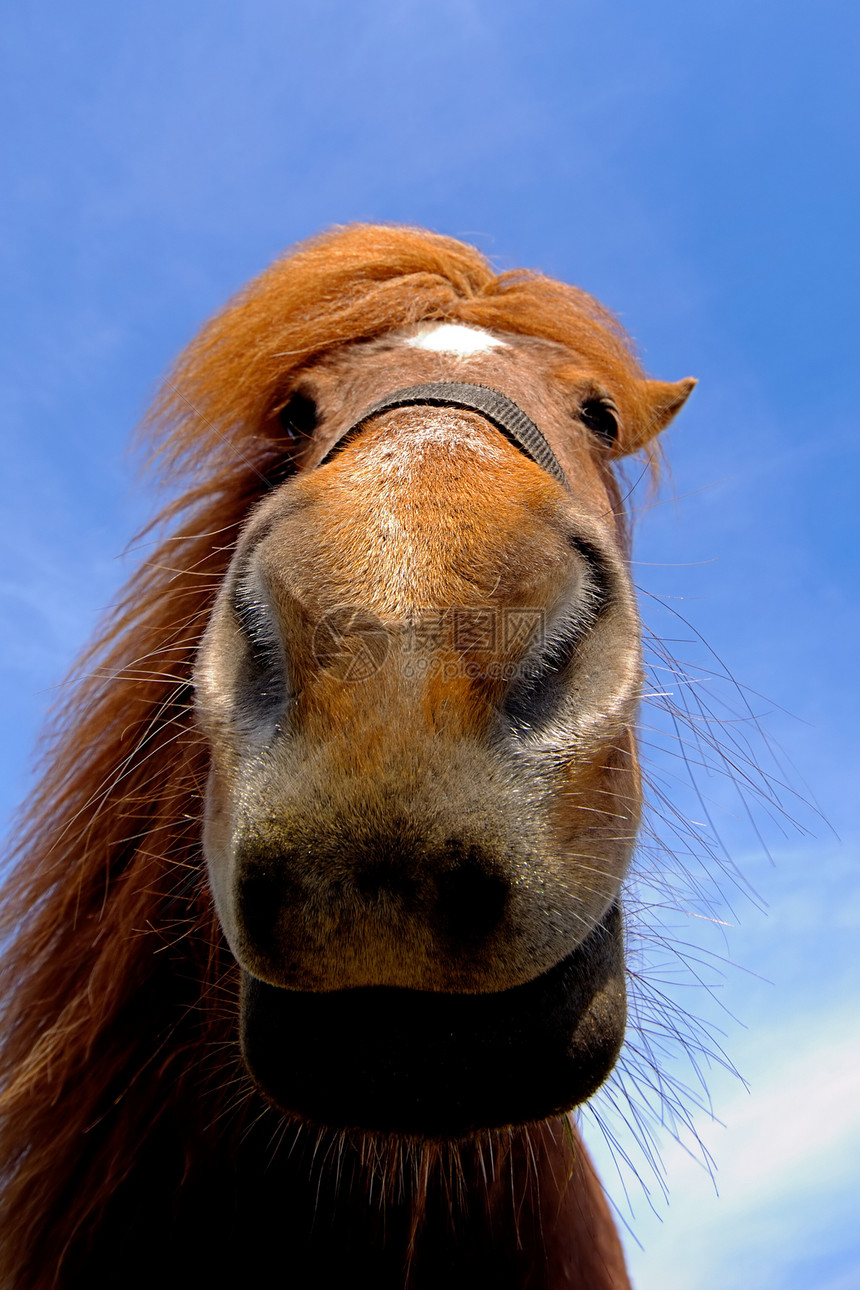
[{"left": 586, "top": 1004, "right": 860, "bottom": 1290}]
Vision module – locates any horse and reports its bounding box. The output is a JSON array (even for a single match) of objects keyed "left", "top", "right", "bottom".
[{"left": 0, "top": 224, "right": 695, "bottom": 1289}]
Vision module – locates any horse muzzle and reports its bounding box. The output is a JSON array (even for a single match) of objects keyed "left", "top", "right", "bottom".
[{"left": 239, "top": 901, "right": 626, "bottom": 1137}]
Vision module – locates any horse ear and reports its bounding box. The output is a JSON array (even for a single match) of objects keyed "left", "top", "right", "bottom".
[{"left": 629, "top": 377, "right": 697, "bottom": 452}]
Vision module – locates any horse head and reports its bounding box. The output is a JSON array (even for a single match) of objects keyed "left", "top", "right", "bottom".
[{"left": 193, "top": 298, "right": 694, "bottom": 1137}]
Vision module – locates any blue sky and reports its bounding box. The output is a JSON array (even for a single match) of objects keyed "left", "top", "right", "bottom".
[{"left": 2, "top": 3, "right": 858, "bottom": 1285}]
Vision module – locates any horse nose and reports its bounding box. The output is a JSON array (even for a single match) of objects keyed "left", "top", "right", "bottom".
[{"left": 234, "top": 835, "right": 512, "bottom": 984}]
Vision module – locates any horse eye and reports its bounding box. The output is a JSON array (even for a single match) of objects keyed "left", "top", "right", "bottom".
[
  {"left": 278, "top": 391, "right": 317, "bottom": 441},
  {"left": 579, "top": 398, "right": 619, "bottom": 446}
]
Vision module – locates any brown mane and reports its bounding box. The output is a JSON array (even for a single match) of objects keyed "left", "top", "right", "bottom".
[{"left": 0, "top": 225, "right": 658, "bottom": 1286}]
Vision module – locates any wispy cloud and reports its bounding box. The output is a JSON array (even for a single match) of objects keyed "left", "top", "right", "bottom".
[{"left": 587, "top": 1002, "right": 860, "bottom": 1290}]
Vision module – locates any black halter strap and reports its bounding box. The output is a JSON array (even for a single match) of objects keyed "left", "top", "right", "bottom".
[{"left": 318, "top": 382, "right": 567, "bottom": 487}]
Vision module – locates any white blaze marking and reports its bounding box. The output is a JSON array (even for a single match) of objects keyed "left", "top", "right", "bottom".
[{"left": 404, "top": 322, "right": 506, "bottom": 357}]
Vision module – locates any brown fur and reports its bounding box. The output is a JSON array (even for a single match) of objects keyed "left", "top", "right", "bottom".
[{"left": 0, "top": 224, "right": 694, "bottom": 1287}]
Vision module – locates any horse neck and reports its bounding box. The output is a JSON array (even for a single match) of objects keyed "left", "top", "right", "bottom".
[{"left": 62, "top": 1109, "right": 630, "bottom": 1290}]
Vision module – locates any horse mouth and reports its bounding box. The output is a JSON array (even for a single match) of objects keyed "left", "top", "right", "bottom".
[{"left": 239, "top": 903, "right": 626, "bottom": 1138}]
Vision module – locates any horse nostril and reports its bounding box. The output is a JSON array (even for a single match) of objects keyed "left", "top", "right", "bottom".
[
  {"left": 236, "top": 857, "right": 294, "bottom": 949},
  {"left": 435, "top": 850, "right": 509, "bottom": 942}
]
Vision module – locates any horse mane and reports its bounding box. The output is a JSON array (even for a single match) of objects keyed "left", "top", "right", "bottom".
[{"left": 0, "top": 224, "right": 654, "bottom": 1286}]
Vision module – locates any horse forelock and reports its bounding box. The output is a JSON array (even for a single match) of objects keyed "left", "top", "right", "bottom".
[{"left": 141, "top": 222, "right": 657, "bottom": 488}]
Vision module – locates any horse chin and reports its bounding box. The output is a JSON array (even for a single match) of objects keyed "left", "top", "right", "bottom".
[{"left": 238, "top": 903, "right": 627, "bottom": 1139}]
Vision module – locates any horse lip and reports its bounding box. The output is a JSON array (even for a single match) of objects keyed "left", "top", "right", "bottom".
[{"left": 239, "top": 903, "right": 627, "bottom": 1138}]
